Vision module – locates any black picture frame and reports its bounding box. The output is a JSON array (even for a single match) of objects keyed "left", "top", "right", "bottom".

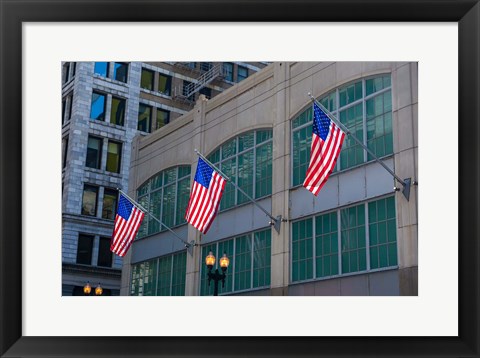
[{"left": 1, "top": 1, "right": 479, "bottom": 357}]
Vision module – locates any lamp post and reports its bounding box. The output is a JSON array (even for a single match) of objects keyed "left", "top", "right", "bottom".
[{"left": 205, "top": 251, "right": 230, "bottom": 296}]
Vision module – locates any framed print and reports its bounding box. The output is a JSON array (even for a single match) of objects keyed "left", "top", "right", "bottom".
[{"left": 1, "top": 0, "right": 479, "bottom": 357}]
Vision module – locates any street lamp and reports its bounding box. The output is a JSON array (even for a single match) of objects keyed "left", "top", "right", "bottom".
[
  {"left": 205, "top": 251, "right": 230, "bottom": 296},
  {"left": 95, "top": 283, "right": 103, "bottom": 296},
  {"left": 83, "top": 282, "right": 92, "bottom": 295}
]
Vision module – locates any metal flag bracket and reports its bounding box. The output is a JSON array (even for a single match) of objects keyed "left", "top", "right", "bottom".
[{"left": 394, "top": 178, "right": 417, "bottom": 201}]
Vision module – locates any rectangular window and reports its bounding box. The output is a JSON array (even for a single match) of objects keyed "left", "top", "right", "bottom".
[
  {"left": 158, "top": 74, "right": 172, "bottom": 96},
  {"left": 291, "top": 218, "right": 314, "bottom": 282},
  {"left": 102, "top": 188, "right": 118, "bottom": 220},
  {"left": 234, "top": 235, "right": 252, "bottom": 291},
  {"left": 110, "top": 97, "right": 126, "bottom": 126},
  {"left": 237, "top": 66, "right": 248, "bottom": 82},
  {"left": 291, "top": 197, "right": 397, "bottom": 283},
  {"left": 76, "top": 234, "right": 93, "bottom": 265},
  {"left": 82, "top": 185, "right": 98, "bottom": 216},
  {"left": 140, "top": 69, "right": 154, "bottom": 90},
  {"left": 315, "top": 212, "right": 339, "bottom": 278},
  {"left": 255, "top": 141, "right": 272, "bottom": 198},
  {"left": 86, "top": 136, "right": 102, "bottom": 169},
  {"left": 341, "top": 204, "right": 367, "bottom": 274},
  {"left": 130, "top": 251, "right": 186, "bottom": 296},
  {"left": 223, "top": 63, "right": 234, "bottom": 81},
  {"left": 106, "top": 140, "right": 122, "bottom": 173},
  {"left": 156, "top": 109, "right": 170, "bottom": 129},
  {"left": 62, "top": 136, "right": 69, "bottom": 169},
  {"left": 113, "top": 62, "right": 128, "bottom": 83},
  {"left": 138, "top": 104, "right": 152, "bottom": 132},
  {"left": 97, "top": 237, "right": 113, "bottom": 267},
  {"left": 90, "top": 91, "right": 106, "bottom": 121},
  {"left": 366, "top": 90, "right": 393, "bottom": 160},
  {"left": 175, "top": 169, "right": 191, "bottom": 226},
  {"left": 62, "top": 98, "right": 66, "bottom": 124},
  {"left": 63, "top": 63, "right": 70, "bottom": 84},
  {"left": 67, "top": 94, "right": 73, "bottom": 121},
  {"left": 71, "top": 62, "right": 76, "bottom": 78},
  {"left": 369, "top": 196, "right": 397, "bottom": 269},
  {"left": 94, "top": 62, "right": 109, "bottom": 77},
  {"left": 253, "top": 229, "right": 271, "bottom": 288}
]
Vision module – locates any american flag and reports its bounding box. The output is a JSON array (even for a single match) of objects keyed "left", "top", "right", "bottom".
[
  {"left": 185, "top": 158, "right": 226, "bottom": 234},
  {"left": 110, "top": 193, "right": 145, "bottom": 257},
  {"left": 303, "top": 102, "right": 346, "bottom": 196}
]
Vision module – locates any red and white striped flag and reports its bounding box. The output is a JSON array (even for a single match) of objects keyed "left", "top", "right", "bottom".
[
  {"left": 303, "top": 103, "right": 346, "bottom": 196},
  {"left": 110, "top": 193, "right": 145, "bottom": 257},
  {"left": 185, "top": 158, "right": 226, "bottom": 234}
]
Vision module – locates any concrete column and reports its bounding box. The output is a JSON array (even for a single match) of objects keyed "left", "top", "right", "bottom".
[
  {"left": 185, "top": 95, "right": 208, "bottom": 295},
  {"left": 392, "top": 62, "right": 418, "bottom": 295},
  {"left": 270, "top": 62, "right": 290, "bottom": 295}
]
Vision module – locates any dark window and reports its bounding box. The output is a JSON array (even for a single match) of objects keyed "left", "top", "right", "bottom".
[
  {"left": 90, "top": 91, "right": 106, "bottom": 121},
  {"left": 156, "top": 109, "right": 170, "bottom": 129},
  {"left": 62, "top": 136, "right": 69, "bottom": 169},
  {"left": 82, "top": 185, "right": 98, "bottom": 216},
  {"left": 200, "top": 62, "right": 212, "bottom": 71},
  {"left": 86, "top": 136, "right": 102, "bottom": 169},
  {"left": 237, "top": 66, "right": 248, "bottom": 82},
  {"left": 158, "top": 74, "right": 172, "bottom": 96},
  {"left": 67, "top": 94, "right": 73, "bottom": 121},
  {"left": 94, "top": 62, "right": 109, "bottom": 77},
  {"left": 62, "top": 98, "right": 66, "bottom": 124},
  {"left": 113, "top": 62, "right": 128, "bottom": 83},
  {"left": 98, "top": 237, "right": 113, "bottom": 267},
  {"left": 71, "top": 62, "right": 76, "bottom": 78},
  {"left": 110, "top": 96, "right": 125, "bottom": 126},
  {"left": 106, "top": 140, "right": 122, "bottom": 173},
  {"left": 63, "top": 63, "right": 70, "bottom": 84},
  {"left": 138, "top": 104, "right": 152, "bottom": 132},
  {"left": 102, "top": 189, "right": 118, "bottom": 220},
  {"left": 76, "top": 234, "right": 94, "bottom": 265},
  {"left": 199, "top": 87, "right": 212, "bottom": 99},
  {"left": 186, "top": 62, "right": 196, "bottom": 69},
  {"left": 223, "top": 63, "right": 234, "bottom": 82},
  {"left": 141, "top": 69, "right": 154, "bottom": 90}
]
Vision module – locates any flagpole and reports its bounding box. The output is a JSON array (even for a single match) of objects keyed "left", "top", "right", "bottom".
[
  {"left": 307, "top": 93, "right": 413, "bottom": 201},
  {"left": 118, "top": 189, "right": 195, "bottom": 250},
  {"left": 194, "top": 149, "right": 284, "bottom": 233}
]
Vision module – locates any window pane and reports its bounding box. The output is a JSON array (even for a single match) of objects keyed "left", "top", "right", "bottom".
[
  {"left": 176, "top": 177, "right": 190, "bottom": 226},
  {"left": 315, "top": 212, "right": 338, "bottom": 278},
  {"left": 237, "top": 66, "right": 248, "bottom": 82},
  {"left": 90, "top": 92, "right": 106, "bottom": 121},
  {"left": 234, "top": 235, "right": 252, "bottom": 291},
  {"left": 156, "top": 109, "right": 170, "bottom": 129},
  {"left": 158, "top": 74, "right": 172, "bottom": 96},
  {"left": 340, "top": 204, "right": 366, "bottom": 274},
  {"left": 339, "top": 103, "right": 363, "bottom": 169},
  {"left": 141, "top": 69, "right": 154, "bottom": 90},
  {"left": 237, "top": 150, "right": 254, "bottom": 204},
  {"left": 369, "top": 197, "right": 397, "bottom": 269},
  {"left": 223, "top": 63, "right": 234, "bottom": 81},
  {"left": 86, "top": 136, "right": 103, "bottom": 169},
  {"left": 102, "top": 189, "right": 118, "bottom": 220},
  {"left": 171, "top": 252, "right": 187, "bottom": 296},
  {"left": 157, "top": 256, "right": 172, "bottom": 296},
  {"left": 291, "top": 218, "right": 313, "bottom": 281},
  {"left": 106, "top": 141, "right": 122, "bottom": 173},
  {"left": 256, "top": 141, "right": 272, "bottom": 198},
  {"left": 110, "top": 97, "right": 126, "bottom": 126},
  {"left": 94, "top": 62, "right": 109, "bottom": 77},
  {"left": 76, "top": 234, "right": 93, "bottom": 265},
  {"left": 161, "top": 184, "right": 175, "bottom": 229},
  {"left": 82, "top": 185, "right": 98, "bottom": 216},
  {"left": 113, "top": 62, "right": 128, "bottom": 83},
  {"left": 217, "top": 239, "right": 234, "bottom": 295},
  {"left": 292, "top": 125, "right": 312, "bottom": 186},
  {"left": 97, "top": 237, "right": 113, "bottom": 267},
  {"left": 138, "top": 104, "right": 152, "bottom": 132}
]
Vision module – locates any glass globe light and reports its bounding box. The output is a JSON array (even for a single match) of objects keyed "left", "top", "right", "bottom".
[
  {"left": 219, "top": 252, "right": 230, "bottom": 272},
  {"left": 205, "top": 251, "right": 215, "bottom": 270},
  {"left": 83, "top": 282, "right": 92, "bottom": 295},
  {"left": 95, "top": 283, "right": 103, "bottom": 296}
]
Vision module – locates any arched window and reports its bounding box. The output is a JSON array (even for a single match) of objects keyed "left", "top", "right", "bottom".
[
  {"left": 207, "top": 129, "right": 273, "bottom": 211},
  {"left": 136, "top": 166, "right": 191, "bottom": 238},
  {"left": 291, "top": 74, "right": 393, "bottom": 187}
]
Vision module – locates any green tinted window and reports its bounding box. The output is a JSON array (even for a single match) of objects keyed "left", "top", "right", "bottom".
[
  {"left": 339, "top": 103, "right": 364, "bottom": 169},
  {"left": 341, "top": 204, "right": 366, "bottom": 274},
  {"left": 171, "top": 252, "right": 187, "bottom": 296},
  {"left": 315, "top": 212, "right": 339, "bottom": 278},
  {"left": 366, "top": 90, "right": 393, "bottom": 160},
  {"left": 253, "top": 229, "right": 271, "bottom": 288},
  {"left": 209, "top": 129, "right": 273, "bottom": 211},
  {"left": 291, "top": 218, "right": 314, "bottom": 282},
  {"left": 339, "top": 80, "right": 363, "bottom": 107},
  {"left": 292, "top": 124, "right": 312, "bottom": 186},
  {"left": 369, "top": 197, "right": 397, "bottom": 269},
  {"left": 234, "top": 235, "right": 252, "bottom": 291},
  {"left": 136, "top": 166, "right": 191, "bottom": 238}
]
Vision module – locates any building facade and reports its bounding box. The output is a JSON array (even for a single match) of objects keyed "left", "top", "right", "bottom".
[
  {"left": 122, "top": 62, "right": 418, "bottom": 296},
  {"left": 61, "top": 61, "right": 266, "bottom": 296}
]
